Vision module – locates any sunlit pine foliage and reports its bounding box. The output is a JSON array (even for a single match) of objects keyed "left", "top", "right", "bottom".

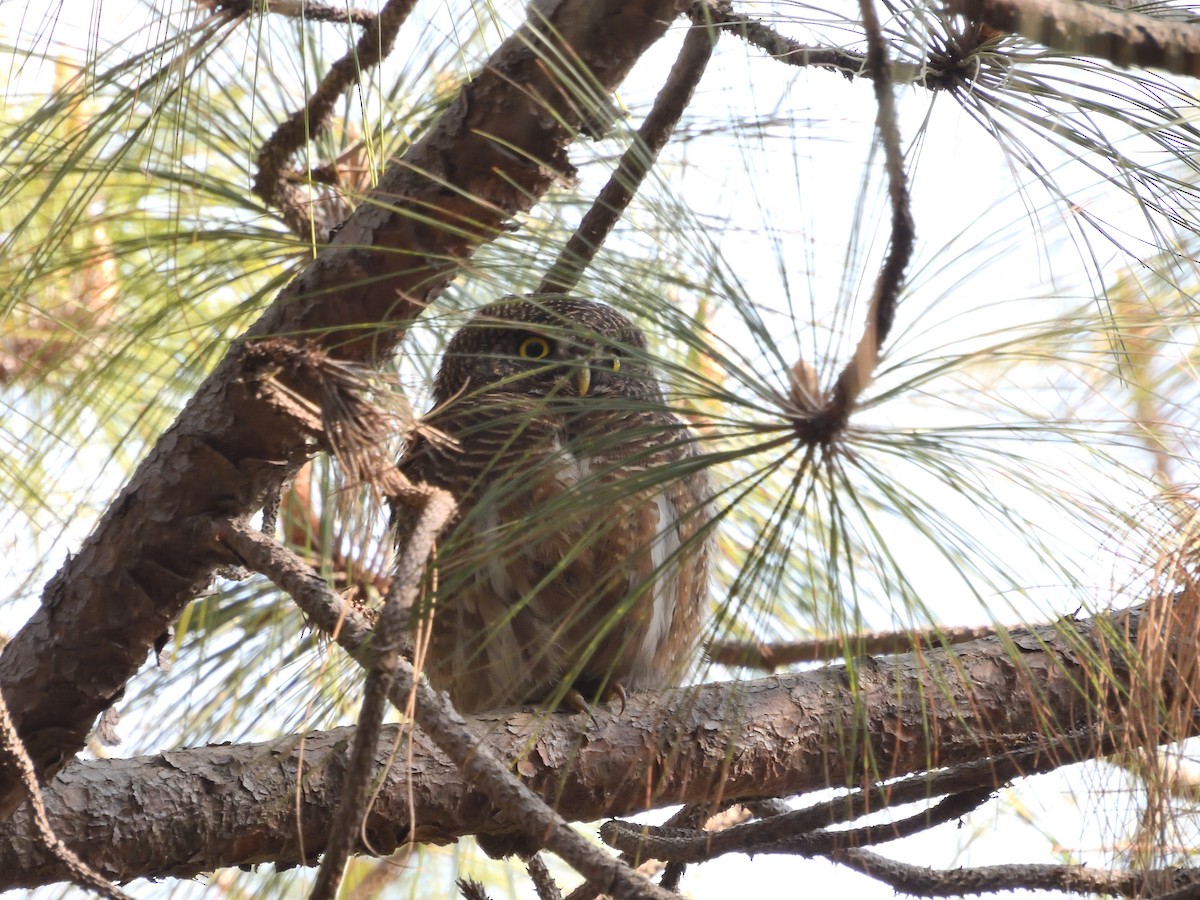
[{"left": 3, "top": 0, "right": 1200, "bottom": 895}]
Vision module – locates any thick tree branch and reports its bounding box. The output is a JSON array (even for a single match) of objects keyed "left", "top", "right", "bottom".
[
  {"left": 0, "top": 0, "right": 686, "bottom": 822},
  {"left": 948, "top": 0, "right": 1200, "bottom": 78},
  {"left": 0, "top": 601, "right": 1186, "bottom": 890}
]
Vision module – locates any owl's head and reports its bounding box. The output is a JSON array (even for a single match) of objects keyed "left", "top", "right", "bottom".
[{"left": 434, "top": 295, "right": 662, "bottom": 406}]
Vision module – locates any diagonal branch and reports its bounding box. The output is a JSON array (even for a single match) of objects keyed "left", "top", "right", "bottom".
[
  {"left": 790, "top": 0, "right": 914, "bottom": 445},
  {"left": 253, "top": 0, "right": 419, "bottom": 240},
  {"left": 0, "top": 0, "right": 685, "bottom": 823},
  {"left": 309, "top": 483, "right": 455, "bottom": 899},
  {"left": 216, "top": 521, "right": 673, "bottom": 900},
  {"left": 0, "top": 691, "right": 134, "bottom": 900},
  {"left": 539, "top": 10, "right": 718, "bottom": 293}
]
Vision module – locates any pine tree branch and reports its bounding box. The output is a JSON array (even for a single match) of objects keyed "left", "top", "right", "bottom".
[
  {"left": 309, "top": 484, "right": 455, "bottom": 900},
  {"left": 713, "top": 7, "right": 867, "bottom": 76},
  {"left": 212, "top": 0, "right": 377, "bottom": 27},
  {"left": 0, "top": 600, "right": 1188, "bottom": 890},
  {"left": 599, "top": 788, "right": 996, "bottom": 862},
  {"left": 790, "top": 0, "right": 914, "bottom": 445},
  {"left": 0, "top": 690, "right": 134, "bottom": 900},
  {"left": 539, "top": 7, "right": 718, "bottom": 292},
  {"left": 949, "top": 0, "right": 1200, "bottom": 78},
  {"left": 828, "top": 847, "right": 1200, "bottom": 897},
  {"left": 707, "top": 623, "right": 1006, "bottom": 668},
  {"left": 253, "top": 0, "right": 419, "bottom": 240}
]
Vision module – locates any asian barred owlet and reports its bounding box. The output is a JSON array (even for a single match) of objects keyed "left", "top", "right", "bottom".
[{"left": 396, "top": 295, "right": 712, "bottom": 713}]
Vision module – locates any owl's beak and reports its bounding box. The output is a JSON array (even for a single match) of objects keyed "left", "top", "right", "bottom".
[{"left": 573, "top": 366, "right": 591, "bottom": 397}]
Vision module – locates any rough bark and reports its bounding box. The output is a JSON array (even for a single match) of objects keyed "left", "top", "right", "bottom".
[
  {"left": 0, "top": 0, "right": 686, "bottom": 820},
  {"left": 951, "top": 0, "right": 1200, "bottom": 76},
  {"left": 0, "top": 605, "right": 1166, "bottom": 890}
]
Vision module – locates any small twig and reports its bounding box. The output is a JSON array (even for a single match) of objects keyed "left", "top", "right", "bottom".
[
  {"left": 741, "top": 798, "right": 791, "bottom": 818},
  {"left": 599, "top": 726, "right": 1116, "bottom": 869},
  {"left": 1150, "top": 872, "right": 1200, "bottom": 900},
  {"left": 642, "top": 727, "right": 1109, "bottom": 860},
  {"left": 214, "top": 0, "right": 376, "bottom": 26},
  {"left": 565, "top": 801, "right": 711, "bottom": 900},
  {"left": 215, "top": 521, "right": 674, "bottom": 900},
  {"left": 829, "top": 847, "right": 1200, "bottom": 898},
  {"left": 261, "top": 482, "right": 282, "bottom": 536},
  {"left": 660, "top": 803, "right": 752, "bottom": 890},
  {"left": 709, "top": 7, "right": 867, "bottom": 77},
  {"left": 658, "top": 860, "right": 686, "bottom": 892},
  {"left": 565, "top": 726, "right": 1099, "bottom": 899},
  {"left": 790, "top": 0, "right": 914, "bottom": 446},
  {"left": 537, "top": 12, "right": 718, "bottom": 293},
  {"left": 709, "top": 9, "right": 1001, "bottom": 90},
  {"left": 601, "top": 789, "right": 993, "bottom": 864},
  {"left": 0, "top": 690, "right": 135, "bottom": 900},
  {"left": 310, "top": 484, "right": 455, "bottom": 900},
  {"left": 527, "top": 853, "right": 564, "bottom": 900},
  {"left": 253, "top": 0, "right": 418, "bottom": 239},
  {"left": 708, "top": 622, "right": 1006, "bottom": 669},
  {"left": 815, "top": 725, "right": 1114, "bottom": 830}
]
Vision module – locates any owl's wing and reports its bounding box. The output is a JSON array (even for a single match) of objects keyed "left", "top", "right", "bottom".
[{"left": 547, "top": 411, "right": 712, "bottom": 692}]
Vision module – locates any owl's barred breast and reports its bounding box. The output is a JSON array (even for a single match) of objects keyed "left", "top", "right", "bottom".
[{"left": 395, "top": 297, "right": 712, "bottom": 713}]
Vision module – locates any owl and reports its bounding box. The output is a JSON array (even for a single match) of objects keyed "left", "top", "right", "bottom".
[{"left": 395, "top": 295, "right": 712, "bottom": 714}]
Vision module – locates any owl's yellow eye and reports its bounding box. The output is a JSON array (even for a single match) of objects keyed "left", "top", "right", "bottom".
[{"left": 518, "top": 336, "right": 552, "bottom": 360}]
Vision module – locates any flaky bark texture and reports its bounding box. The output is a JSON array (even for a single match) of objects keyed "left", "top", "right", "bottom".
[
  {"left": 0, "top": 604, "right": 1166, "bottom": 889},
  {"left": 0, "top": 0, "right": 686, "bottom": 819},
  {"left": 952, "top": 0, "right": 1200, "bottom": 76}
]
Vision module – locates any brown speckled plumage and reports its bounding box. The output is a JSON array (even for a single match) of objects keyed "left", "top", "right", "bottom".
[{"left": 396, "top": 295, "right": 711, "bottom": 713}]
